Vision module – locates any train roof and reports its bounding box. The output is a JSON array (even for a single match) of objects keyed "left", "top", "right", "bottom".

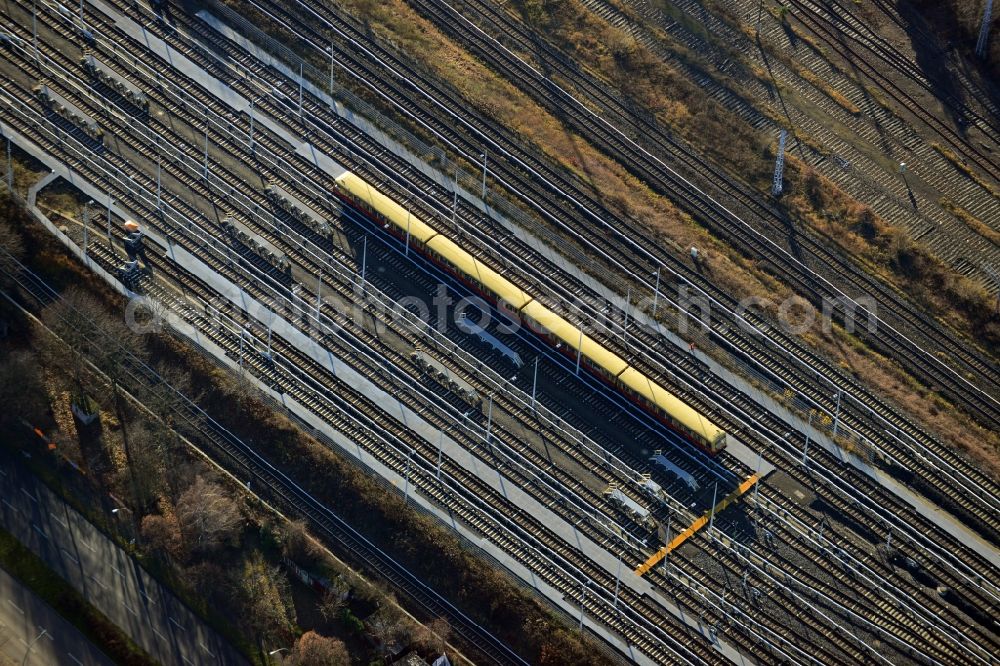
[
  {"left": 336, "top": 169, "right": 727, "bottom": 447},
  {"left": 335, "top": 171, "right": 438, "bottom": 244},
  {"left": 520, "top": 300, "right": 630, "bottom": 377},
  {"left": 425, "top": 235, "right": 534, "bottom": 310},
  {"left": 618, "top": 367, "right": 726, "bottom": 444}
]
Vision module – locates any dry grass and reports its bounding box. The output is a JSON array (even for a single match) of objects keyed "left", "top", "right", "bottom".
[
  {"left": 792, "top": 63, "right": 861, "bottom": 115},
  {"left": 509, "top": 0, "right": 771, "bottom": 179},
  {"left": 783, "top": 159, "right": 999, "bottom": 348},
  {"left": 939, "top": 198, "right": 1000, "bottom": 248},
  {"left": 930, "top": 143, "right": 1000, "bottom": 199},
  {"left": 333, "top": 0, "right": 786, "bottom": 304},
  {"left": 823, "top": 324, "right": 1000, "bottom": 476}
]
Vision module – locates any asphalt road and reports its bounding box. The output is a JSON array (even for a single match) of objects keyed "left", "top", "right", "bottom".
[
  {"left": 0, "top": 564, "right": 114, "bottom": 666},
  {"left": 0, "top": 453, "right": 248, "bottom": 666}
]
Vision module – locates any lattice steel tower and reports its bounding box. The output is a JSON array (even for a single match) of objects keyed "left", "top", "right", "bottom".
[{"left": 772, "top": 129, "right": 787, "bottom": 196}]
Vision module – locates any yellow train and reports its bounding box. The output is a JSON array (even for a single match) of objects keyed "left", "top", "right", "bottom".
[{"left": 334, "top": 171, "right": 727, "bottom": 455}]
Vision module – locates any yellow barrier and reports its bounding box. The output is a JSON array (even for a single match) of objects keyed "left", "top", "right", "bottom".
[{"left": 635, "top": 473, "right": 761, "bottom": 576}]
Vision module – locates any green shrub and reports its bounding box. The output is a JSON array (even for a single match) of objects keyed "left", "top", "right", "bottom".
[{"left": 341, "top": 608, "right": 365, "bottom": 634}]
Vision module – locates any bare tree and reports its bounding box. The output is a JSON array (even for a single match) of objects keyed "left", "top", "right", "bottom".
[
  {"left": 366, "top": 607, "right": 405, "bottom": 659},
  {"left": 40, "top": 288, "right": 145, "bottom": 395},
  {"left": 140, "top": 512, "right": 182, "bottom": 560},
  {"left": 142, "top": 364, "right": 201, "bottom": 437},
  {"left": 175, "top": 476, "right": 242, "bottom": 554},
  {"left": 287, "top": 630, "right": 349, "bottom": 666},
  {"left": 0, "top": 349, "right": 48, "bottom": 427},
  {"left": 316, "top": 577, "right": 350, "bottom": 623},
  {"left": 38, "top": 286, "right": 146, "bottom": 480},
  {"left": 39, "top": 289, "right": 108, "bottom": 409},
  {"left": 123, "top": 423, "right": 166, "bottom": 511},
  {"left": 0, "top": 218, "right": 25, "bottom": 288},
  {"left": 234, "top": 552, "right": 295, "bottom": 641},
  {"left": 281, "top": 519, "right": 321, "bottom": 565},
  {"left": 411, "top": 617, "right": 451, "bottom": 654}
]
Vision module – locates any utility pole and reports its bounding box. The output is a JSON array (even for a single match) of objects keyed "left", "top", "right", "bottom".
[
  {"left": 708, "top": 481, "right": 719, "bottom": 535},
  {"left": 977, "top": 0, "right": 994, "bottom": 59},
  {"left": 106, "top": 193, "right": 113, "bottom": 249},
  {"left": 613, "top": 550, "right": 622, "bottom": 609},
  {"left": 360, "top": 235, "right": 367, "bottom": 293},
  {"left": 315, "top": 266, "right": 323, "bottom": 323},
  {"left": 265, "top": 306, "right": 273, "bottom": 359},
  {"left": 531, "top": 355, "right": 539, "bottom": 412},
  {"left": 249, "top": 96, "right": 255, "bottom": 153},
  {"left": 436, "top": 429, "right": 444, "bottom": 480},
  {"left": 772, "top": 129, "right": 787, "bottom": 196},
  {"left": 575, "top": 324, "right": 584, "bottom": 375},
  {"left": 802, "top": 410, "right": 814, "bottom": 466},
  {"left": 202, "top": 106, "right": 210, "bottom": 180},
  {"left": 664, "top": 511, "right": 672, "bottom": 572},
  {"left": 832, "top": 389, "right": 842, "bottom": 438},
  {"left": 451, "top": 165, "right": 458, "bottom": 226},
  {"left": 298, "top": 62, "right": 304, "bottom": 118},
  {"left": 481, "top": 151, "right": 487, "bottom": 203},
  {"left": 753, "top": 449, "right": 763, "bottom": 506},
  {"left": 6, "top": 130, "right": 13, "bottom": 192},
  {"left": 652, "top": 266, "right": 661, "bottom": 318},
  {"left": 329, "top": 43, "right": 335, "bottom": 106},
  {"left": 405, "top": 202, "right": 412, "bottom": 255},
  {"left": 155, "top": 138, "right": 162, "bottom": 212},
  {"left": 82, "top": 200, "right": 93, "bottom": 256},
  {"left": 623, "top": 287, "right": 631, "bottom": 343},
  {"left": 403, "top": 448, "right": 412, "bottom": 504},
  {"left": 485, "top": 393, "right": 493, "bottom": 446},
  {"left": 22, "top": 628, "right": 47, "bottom": 666}
]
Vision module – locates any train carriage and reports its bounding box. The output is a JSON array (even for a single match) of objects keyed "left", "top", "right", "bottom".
[{"left": 333, "top": 170, "right": 727, "bottom": 455}]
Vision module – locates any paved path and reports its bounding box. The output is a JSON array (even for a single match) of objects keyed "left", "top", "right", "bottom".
[
  {"left": 0, "top": 453, "right": 247, "bottom": 666},
  {"left": 0, "top": 564, "right": 113, "bottom": 666}
]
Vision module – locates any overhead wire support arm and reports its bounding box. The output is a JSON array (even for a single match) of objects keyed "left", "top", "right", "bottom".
[{"left": 977, "top": 0, "right": 993, "bottom": 58}]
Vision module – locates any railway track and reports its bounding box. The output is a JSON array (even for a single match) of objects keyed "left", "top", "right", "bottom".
[
  {"left": 90, "top": 0, "right": 1000, "bottom": 600},
  {"left": 365, "top": 0, "right": 1000, "bottom": 430},
  {"left": 750, "top": 487, "right": 1000, "bottom": 664},
  {"left": 217, "top": 0, "right": 1000, "bottom": 543},
  {"left": 0, "top": 248, "right": 532, "bottom": 666},
  {"left": 783, "top": 0, "right": 1000, "bottom": 180},
  {"left": 242, "top": 0, "right": 1000, "bottom": 488},
  {"left": 765, "top": 0, "right": 1000, "bottom": 245},
  {"left": 0, "top": 27, "right": 756, "bottom": 662},
  {"left": 625, "top": 0, "right": 1000, "bottom": 277},
  {"left": 402, "top": 0, "right": 1000, "bottom": 429},
  {"left": 80, "top": 0, "right": 1000, "bottom": 600},
  {"left": 14, "top": 4, "right": 687, "bottom": 548},
  {"left": 91, "top": 234, "right": 862, "bottom": 666},
  {"left": 5, "top": 3, "right": 992, "bottom": 660},
  {"left": 8, "top": 8, "right": 677, "bottom": 562},
  {"left": 9, "top": 89, "right": 726, "bottom": 662},
  {"left": 586, "top": 0, "right": 1000, "bottom": 269},
  {"left": 0, "top": 37, "right": 892, "bottom": 664},
  {"left": 86, "top": 232, "right": 730, "bottom": 666}
]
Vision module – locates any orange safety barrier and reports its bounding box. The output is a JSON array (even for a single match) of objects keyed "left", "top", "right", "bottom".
[{"left": 635, "top": 472, "right": 761, "bottom": 576}]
